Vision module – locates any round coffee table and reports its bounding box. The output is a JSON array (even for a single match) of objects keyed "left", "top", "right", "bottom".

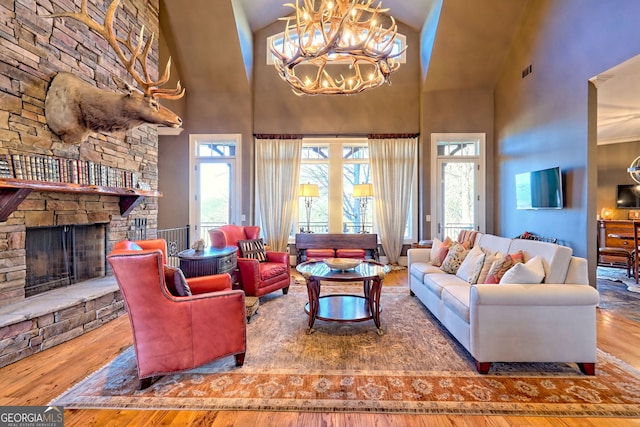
[{"left": 295, "top": 260, "right": 390, "bottom": 335}]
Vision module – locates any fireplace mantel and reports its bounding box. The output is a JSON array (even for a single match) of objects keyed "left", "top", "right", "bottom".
[{"left": 0, "top": 178, "right": 162, "bottom": 221}]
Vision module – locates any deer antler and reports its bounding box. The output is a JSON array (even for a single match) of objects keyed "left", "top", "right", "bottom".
[{"left": 46, "top": 0, "right": 184, "bottom": 100}]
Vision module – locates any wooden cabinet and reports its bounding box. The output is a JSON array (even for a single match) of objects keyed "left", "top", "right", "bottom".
[
  {"left": 598, "top": 220, "right": 633, "bottom": 248},
  {"left": 0, "top": 178, "right": 161, "bottom": 221},
  {"left": 597, "top": 220, "right": 634, "bottom": 268},
  {"left": 178, "top": 246, "right": 238, "bottom": 280}
]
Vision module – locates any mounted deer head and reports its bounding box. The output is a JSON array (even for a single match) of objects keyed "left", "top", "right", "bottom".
[{"left": 44, "top": 0, "right": 185, "bottom": 144}]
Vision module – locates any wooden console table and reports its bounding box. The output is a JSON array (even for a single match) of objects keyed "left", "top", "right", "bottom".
[
  {"left": 0, "top": 178, "right": 161, "bottom": 221},
  {"left": 295, "top": 233, "right": 379, "bottom": 264}
]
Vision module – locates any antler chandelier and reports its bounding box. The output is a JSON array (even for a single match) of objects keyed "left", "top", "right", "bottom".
[{"left": 270, "top": 0, "right": 404, "bottom": 96}]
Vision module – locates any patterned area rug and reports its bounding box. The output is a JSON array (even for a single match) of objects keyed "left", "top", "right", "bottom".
[{"left": 51, "top": 284, "right": 640, "bottom": 416}]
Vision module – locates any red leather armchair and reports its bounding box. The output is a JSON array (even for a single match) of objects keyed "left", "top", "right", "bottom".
[
  {"left": 211, "top": 225, "right": 291, "bottom": 297},
  {"left": 111, "top": 238, "right": 232, "bottom": 294},
  {"left": 107, "top": 248, "right": 246, "bottom": 388}
]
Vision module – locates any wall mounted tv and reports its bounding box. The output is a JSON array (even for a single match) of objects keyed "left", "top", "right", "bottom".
[
  {"left": 515, "top": 166, "right": 563, "bottom": 209},
  {"left": 616, "top": 184, "right": 640, "bottom": 208}
]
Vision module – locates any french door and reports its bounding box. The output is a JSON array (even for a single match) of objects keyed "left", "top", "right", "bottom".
[
  {"left": 431, "top": 133, "right": 486, "bottom": 241},
  {"left": 189, "top": 134, "right": 242, "bottom": 244}
]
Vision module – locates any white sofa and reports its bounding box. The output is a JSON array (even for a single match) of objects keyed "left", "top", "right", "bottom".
[{"left": 407, "top": 233, "right": 600, "bottom": 374}]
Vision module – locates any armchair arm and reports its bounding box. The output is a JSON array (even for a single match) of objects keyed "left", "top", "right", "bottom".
[
  {"left": 407, "top": 248, "right": 431, "bottom": 265},
  {"left": 266, "top": 251, "right": 289, "bottom": 265},
  {"left": 470, "top": 284, "right": 599, "bottom": 306},
  {"left": 186, "top": 273, "right": 232, "bottom": 294},
  {"left": 237, "top": 257, "right": 260, "bottom": 295}
]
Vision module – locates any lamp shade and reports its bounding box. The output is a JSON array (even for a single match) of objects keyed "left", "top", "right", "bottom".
[
  {"left": 299, "top": 183, "right": 319, "bottom": 198},
  {"left": 353, "top": 183, "right": 374, "bottom": 198}
]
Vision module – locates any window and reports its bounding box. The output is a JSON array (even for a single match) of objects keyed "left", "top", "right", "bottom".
[
  {"left": 298, "top": 139, "right": 372, "bottom": 234},
  {"left": 189, "top": 134, "right": 242, "bottom": 244},
  {"left": 430, "top": 133, "right": 486, "bottom": 241},
  {"left": 296, "top": 138, "right": 415, "bottom": 241}
]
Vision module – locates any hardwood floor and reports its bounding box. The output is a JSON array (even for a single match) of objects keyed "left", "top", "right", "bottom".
[{"left": 1, "top": 271, "right": 639, "bottom": 426}]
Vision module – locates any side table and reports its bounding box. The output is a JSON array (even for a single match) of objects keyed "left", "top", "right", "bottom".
[{"left": 178, "top": 246, "right": 238, "bottom": 281}]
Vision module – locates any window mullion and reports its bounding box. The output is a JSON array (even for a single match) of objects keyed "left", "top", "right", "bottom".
[{"left": 328, "top": 143, "right": 344, "bottom": 233}]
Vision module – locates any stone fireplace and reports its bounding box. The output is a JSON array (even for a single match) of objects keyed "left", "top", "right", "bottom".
[
  {"left": 25, "top": 224, "right": 107, "bottom": 298},
  {"left": 0, "top": 0, "right": 162, "bottom": 367}
]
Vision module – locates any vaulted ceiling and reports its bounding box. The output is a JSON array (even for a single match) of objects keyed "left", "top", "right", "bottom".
[
  {"left": 159, "top": 0, "right": 640, "bottom": 144},
  {"left": 160, "top": 0, "right": 529, "bottom": 95}
]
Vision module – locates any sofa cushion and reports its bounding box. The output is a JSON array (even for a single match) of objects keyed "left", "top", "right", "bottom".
[
  {"left": 440, "top": 242, "right": 469, "bottom": 274},
  {"left": 239, "top": 238, "right": 267, "bottom": 262},
  {"left": 507, "top": 239, "right": 573, "bottom": 284},
  {"left": 306, "top": 248, "right": 335, "bottom": 259},
  {"left": 456, "top": 245, "right": 485, "bottom": 283},
  {"left": 484, "top": 251, "right": 524, "bottom": 284},
  {"left": 441, "top": 285, "right": 471, "bottom": 323},
  {"left": 260, "top": 262, "right": 288, "bottom": 280},
  {"left": 500, "top": 256, "right": 545, "bottom": 284},
  {"left": 336, "top": 248, "right": 366, "bottom": 259},
  {"left": 423, "top": 272, "right": 468, "bottom": 298},
  {"left": 410, "top": 262, "right": 446, "bottom": 283}
]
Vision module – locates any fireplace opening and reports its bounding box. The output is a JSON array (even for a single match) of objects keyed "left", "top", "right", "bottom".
[{"left": 25, "top": 224, "right": 107, "bottom": 298}]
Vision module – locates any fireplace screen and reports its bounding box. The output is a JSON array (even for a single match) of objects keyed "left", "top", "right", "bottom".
[{"left": 25, "top": 225, "right": 106, "bottom": 297}]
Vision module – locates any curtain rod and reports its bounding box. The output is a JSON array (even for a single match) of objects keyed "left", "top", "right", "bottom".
[{"left": 254, "top": 133, "right": 420, "bottom": 139}]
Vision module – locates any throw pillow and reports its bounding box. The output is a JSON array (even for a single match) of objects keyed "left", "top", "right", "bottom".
[
  {"left": 238, "top": 238, "right": 267, "bottom": 262},
  {"left": 467, "top": 253, "right": 486, "bottom": 284},
  {"left": 475, "top": 251, "right": 502, "bottom": 284},
  {"left": 455, "top": 244, "right": 484, "bottom": 282},
  {"left": 440, "top": 242, "right": 469, "bottom": 274},
  {"left": 457, "top": 230, "right": 478, "bottom": 250},
  {"left": 163, "top": 265, "right": 192, "bottom": 296},
  {"left": 483, "top": 250, "right": 524, "bottom": 284},
  {"left": 500, "top": 256, "right": 545, "bottom": 284},
  {"left": 430, "top": 238, "right": 442, "bottom": 263},
  {"left": 431, "top": 237, "right": 453, "bottom": 267}
]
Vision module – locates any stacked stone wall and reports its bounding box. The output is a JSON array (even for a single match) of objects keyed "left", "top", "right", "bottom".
[{"left": 0, "top": 0, "right": 161, "bottom": 365}]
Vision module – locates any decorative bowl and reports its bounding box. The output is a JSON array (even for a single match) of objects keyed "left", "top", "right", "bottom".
[{"left": 323, "top": 258, "right": 362, "bottom": 271}]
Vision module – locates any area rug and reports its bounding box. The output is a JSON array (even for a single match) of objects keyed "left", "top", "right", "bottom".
[
  {"left": 597, "top": 266, "right": 640, "bottom": 293},
  {"left": 51, "top": 284, "right": 640, "bottom": 417}
]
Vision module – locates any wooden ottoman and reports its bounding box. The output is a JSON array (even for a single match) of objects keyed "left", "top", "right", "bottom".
[{"left": 245, "top": 296, "right": 260, "bottom": 323}]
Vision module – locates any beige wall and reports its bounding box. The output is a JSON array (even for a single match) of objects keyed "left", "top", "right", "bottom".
[
  {"left": 158, "top": 19, "right": 422, "bottom": 230},
  {"left": 494, "top": 0, "right": 640, "bottom": 281},
  {"left": 253, "top": 21, "right": 421, "bottom": 135},
  {"left": 597, "top": 141, "right": 640, "bottom": 219},
  {"left": 419, "top": 88, "right": 495, "bottom": 239}
]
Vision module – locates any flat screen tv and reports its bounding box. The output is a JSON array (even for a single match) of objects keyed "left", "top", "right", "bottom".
[
  {"left": 616, "top": 184, "right": 640, "bottom": 208},
  {"left": 515, "top": 167, "right": 563, "bottom": 209}
]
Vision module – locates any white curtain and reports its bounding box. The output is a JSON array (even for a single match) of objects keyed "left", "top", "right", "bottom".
[
  {"left": 369, "top": 137, "right": 417, "bottom": 265},
  {"left": 255, "top": 137, "right": 303, "bottom": 252}
]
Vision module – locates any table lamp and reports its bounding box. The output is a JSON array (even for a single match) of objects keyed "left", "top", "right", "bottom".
[
  {"left": 299, "top": 183, "right": 319, "bottom": 233},
  {"left": 353, "top": 183, "right": 374, "bottom": 233}
]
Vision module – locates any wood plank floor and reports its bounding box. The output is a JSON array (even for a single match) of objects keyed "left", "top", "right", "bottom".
[{"left": 1, "top": 271, "right": 639, "bottom": 426}]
